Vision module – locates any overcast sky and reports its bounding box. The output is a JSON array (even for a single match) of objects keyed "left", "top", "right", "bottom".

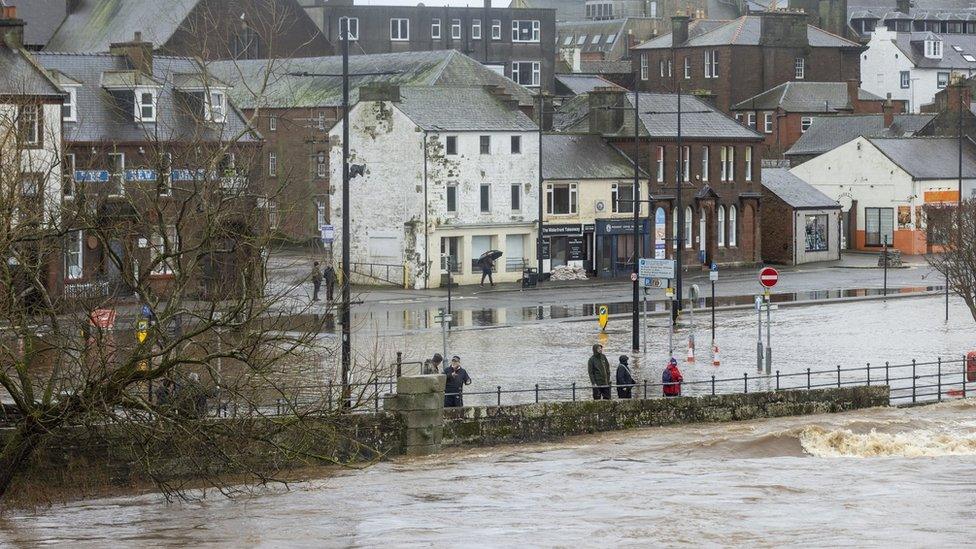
[{"left": 355, "top": 1, "right": 511, "bottom": 6}]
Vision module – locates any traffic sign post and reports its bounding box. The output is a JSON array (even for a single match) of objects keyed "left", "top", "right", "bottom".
[
  {"left": 136, "top": 318, "right": 149, "bottom": 344},
  {"left": 597, "top": 305, "right": 609, "bottom": 332},
  {"left": 710, "top": 263, "right": 718, "bottom": 360},
  {"left": 758, "top": 267, "right": 778, "bottom": 374},
  {"left": 759, "top": 267, "right": 779, "bottom": 288}
]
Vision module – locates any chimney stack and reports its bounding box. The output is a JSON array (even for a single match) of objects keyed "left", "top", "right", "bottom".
[
  {"left": 759, "top": 10, "right": 807, "bottom": 48},
  {"left": 671, "top": 14, "right": 690, "bottom": 46},
  {"left": 110, "top": 31, "right": 154, "bottom": 75},
  {"left": 847, "top": 79, "right": 860, "bottom": 110},
  {"left": 0, "top": 5, "right": 24, "bottom": 49},
  {"left": 359, "top": 82, "right": 401, "bottom": 103},
  {"left": 896, "top": 0, "right": 912, "bottom": 15},
  {"left": 882, "top": 93, "right": 895, "bottom": 128},
  {"left": 588, "top": 88, "right": 626, "bottom": 135},
  {"left": 945, "top": 77, "right": 972, "bottom": 116}
]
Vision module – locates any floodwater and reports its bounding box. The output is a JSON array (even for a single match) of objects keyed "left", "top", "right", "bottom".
[{"left": 4, "top": 399, "right": 976, "bottom": 546}]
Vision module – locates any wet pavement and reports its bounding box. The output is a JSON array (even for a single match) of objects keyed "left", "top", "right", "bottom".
[{"left": 5, "top": 399, "right": 975, "bottom": 546}]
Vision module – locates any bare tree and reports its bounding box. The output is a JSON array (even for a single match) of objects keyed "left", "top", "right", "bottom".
[{"left": 927, "top": 199, "right": 976, "bottom": 323}]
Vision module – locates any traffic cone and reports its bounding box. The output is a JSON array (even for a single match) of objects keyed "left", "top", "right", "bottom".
[
  {"left": 712, "top": 342, "right": 721, "bottom": 366},
  {"left": 687, "top": 334, "right": 696, "bottom": 364}
]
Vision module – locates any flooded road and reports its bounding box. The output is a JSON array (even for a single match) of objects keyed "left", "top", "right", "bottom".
[{"left": 4, "top": 399, "right": 975, "bottom": 546}]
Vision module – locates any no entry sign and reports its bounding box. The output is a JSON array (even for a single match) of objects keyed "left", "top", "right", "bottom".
[{"left": 759, "top": 267, "right": 779, "bottom": 288}]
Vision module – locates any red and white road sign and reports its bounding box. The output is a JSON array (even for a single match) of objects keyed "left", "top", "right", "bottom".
[
  {"left": 90, "top": 308, "right": 117, "bottom": 329},
  {"left": 759, "top": 267, "right": 779, "bottom": 288}
]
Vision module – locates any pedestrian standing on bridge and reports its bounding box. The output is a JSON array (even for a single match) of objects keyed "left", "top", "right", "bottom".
[
  {"left": 423, "top": 353, "right": 444, "bottom": 375},
  {"left": 324, "top": 263, "right": 337, "bottom": 302},
  {"left": 663, "top": 358, "right": 683, "bottom": 397},
  {"left": 443, "top": 356, "right": 471, "bottom": 407},
  {"left": 616, "top": 355, "right": 636, "bottom": 399},
  {"left": 311, "top": 261, "right": 323, "bottom": 302},
  {"left": 587, "top": 344, "right": 611, "bottom": 400}
]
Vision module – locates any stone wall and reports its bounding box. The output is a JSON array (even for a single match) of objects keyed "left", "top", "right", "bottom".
[{"left": 442, "top": 386, "right": 890, "bottom": 447}]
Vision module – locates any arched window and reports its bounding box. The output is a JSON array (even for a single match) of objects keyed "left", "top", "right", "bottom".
[
  {"left": 718, "top": 206, "right": 726, "bottom": 246},
  {"left": 684, "top": 206, "right": 693, "bottom": 248},
  {"left": 729, "top": 205, "right": 737, "bottom": 247},
  {"left": 672, "top": 207, "right": 678, "bottom": 249}
]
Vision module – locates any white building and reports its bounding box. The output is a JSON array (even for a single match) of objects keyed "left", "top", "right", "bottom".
[
  {"left": 790, "top": 136, "right": 976, "bottom": 255},
  {"left": 861, "top": 28, "right": 976, "bottom": 112},
  {"left": 329, "top": 84, "right": 539, "bottom": 288}
]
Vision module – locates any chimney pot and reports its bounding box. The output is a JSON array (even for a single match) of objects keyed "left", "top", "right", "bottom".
[{"left": 0, "top": 5, "right": 24, "bottom": 49}]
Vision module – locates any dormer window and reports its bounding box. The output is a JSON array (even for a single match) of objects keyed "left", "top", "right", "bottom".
[
  {"left": 135, "top": 88, "right": 157, "bottom": 122},
  {"left": 925, "top": 39, "right": 943, "bottom": 59},
  {"left": 206, "top": 90, "right": 226, "bottom": 123},
  {"left": 62, "top": 86, "right": 79, "bottom": 122}
]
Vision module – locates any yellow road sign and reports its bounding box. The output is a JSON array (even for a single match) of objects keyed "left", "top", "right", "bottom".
[
  {"left": 136, "top": 319, "right": 149, "bottom": 343},
  {"left": 598, "top": 305, "right": 609, "bottom": 331}
]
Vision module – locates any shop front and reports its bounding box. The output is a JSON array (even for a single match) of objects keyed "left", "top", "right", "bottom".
[
  {"left": 595, "top": 219, "right": 650, "bottom": 278},
  {"left": 542, "top": 223, "right": 596, "bottom": 274}
]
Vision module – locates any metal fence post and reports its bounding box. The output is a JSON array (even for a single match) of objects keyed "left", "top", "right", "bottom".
[
  {"left": 572, "top": 382, "right": 576, "bottom": 402},
  {"left": 866, "top": 362, "right": 870, "bottom": 386},
  {"left": 807, "top": 367, "right": 811, "bottom": 390},
  {"left": 776, "top": 370, "right": 780, "bottom": 391},
  {"left": 535, "top": 383, "right": 539, "bottom": 403},
  {"left": 711, "top": 375, "right": 715, "bottom": 396},
  {"left": 937, "top": 357, "right": 942, "bottom": 402},
  {"left": 885, "top": 361, "right": 890, "bottom": 386},
  {"left": 837, "top": 365, "right": 841, "bottom": 388},
  {"left": 497, "top": 385, "right": 502, "bottom": 406},
  {"left": 963, "top": 354, "right": 968, "bottom": 399},
  {"left": 744, "top": 373, "right": 748, "bottom": 394},
  {"left": 643, "top": 380, "right": 648, "bottom": 399},
  {"left": 912, "top": 359, "right": 917, "bottom": 403},
  {"left": 396, "top": 351, "right": 403, "bottom": 378}
]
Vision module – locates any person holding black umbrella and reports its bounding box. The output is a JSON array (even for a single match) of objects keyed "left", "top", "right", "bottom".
[{"left": 479, "top": 250, "right": 501, "bottom": 287}]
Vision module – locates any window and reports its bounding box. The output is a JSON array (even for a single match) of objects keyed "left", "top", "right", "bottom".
[
  {"left": 925, "top": 39, "right": 943, "bottom": 58},
  {"left": 606, "top": 33, "right": 616, "bottom": 44},
  {"left": 512, "top": 20, "right": 541, "bottom": 42},
  {"left": 269, "top": 114, "right": 277, "bottom": 131},
  {"left": 108, "top": 152, "right": 124, "bottom": 195},
  {"left": 899, "top": 71, "right": 910, "bottom": 89},
  {"left": 512, "top": 61, "right": 540, "bottom": 86},
  {"left": 390, "top": 18, "right": 409, "bottom": 41},
  {"left": 446, "top": 183, "right": 458, "bottom": 213},
  {"left": 317, "top": 111, "right": 326, "bottom": 131},
  {"left": 268, "top": 200, "right": 279, "bottom": 230},
  {"left": 577, "top": 34, "right": 587, "bottom": 45},
  {"left": 717, "top": 206, "right": 726, "bottom": 247},
  {"left": 591, "top": 34, "right": 601, "bottom": 44},
  {"left": 446, "top": 135, "right": 458, "bottom": 155},
  {"left": 151, "top": 226, "right": 178, "bottom": 275},
  {"left": 965, "top": 54, "right": 976, "bottom": 63},
  {"left": 63, "top": 153, "right": 76, "bottom": 198},
  {"left": 511, "top": 183, "right": 521, "bottom": 211},
  {"left": 480, "top": 135, "right": 491, "bottom": 155},
  {"left": 316, "top": 199, "right": 327, "bottom": 229},
  {"left": 66, "top": 230, "right": 83, "bottom": 280},
  {"left": 563, "top": 36, "right": 574, "bottom": 46},
  {"left": 794, "top": 57, "right": 805, "bottom": 79},
  {"left": 672, "top": 207, "right": 678, "bottom": 249},
  {"left": 656, "top": 146, "right": 664, "bottom": 182},
  {"left": 472, "top": 19, "right": 481, "bottom": 40},
  {"left": 232, "top": 26, "right": 262, "bottom": 59},
  {"left": 62, "top": 86, "right": 78, "bottom": 122},
  {"left": 452, "top": 19, "right": 461, "bottom": 40},
  {"left": 136, "top": 89, "right": 156, "bottom": 122},
  {"left": 491, "top": 19, "right": 501, "bottom": 40},
  {"left": 747, "top": 112, "right": 756, "bottom": 128},
  {"left": 764, "top": 112, "right": 773, "bottom": 133},
  {"left": 18, "top": 104, "right": 39, "bottom": 146},
  {"left": 937, "top": 72, "right": 950, "bottom": 88},
  {"left": 726, "top": 147, "right": 735, "bottom": 181},
  {"left": 611, "top": 183, "right": 634, "bottom": 213},
  {"left": 442, "top": 236, "right": 462, "bottom": 273},
  {"left": 805, "top": 214, "right": 829, "bottom": 252},
  {"left": 480, "top": 183, "right": 491, "bottom": 212},
  {"left": 800, "top": 117, "right": 813, "bottom": 132},
  {"left": 728, "top": 206, "right": 737, "bottom": 246},
  {"left": 206, "top": 90, "right": 226, "bottom": 123},
  {"left": 650, "top": 1, "right": 658, "bottom": 18},
  {"left": 511, "top": 135, "right": 521, "bottom": 154},
  {"left": 684, "top": 206, "right": 693, "bottom": 248},
  {"left": 745, "top": 147, "right": 753, "bottom": 181},
  {"left": 659, "top": 60, "right": 665, "bottom": 78},
  {"left": 339, "top": 16, "right": 359, "bottom": 40},
  {"left": 546, "top": 183, "right": 578, "bottom": 215},
  {"left": 316, "top": 152, "right": 327, "bottom": 178},
  {"left": 704, "top": 50, "right": 718, "bottom": 78},
  {"left": 431, "top": 18, "right": 441, "bottom": 39},
  {"left": 864, "top": 207, "right": 894, "bottom": 246},
  {"left": 701, "top": 146, "right": 709, "bottom": 181},
  {"left": 681, "top": 146, "right": 690, "bottom": 181},
  {"left": 640, "top": 53, "right": 648, "bottom": 80},
  {"left": 683, "top": 57, "right": 690, "bottom": 79},
  {"left": 720, "top": 146, "right": 732, "bottom": 181}
]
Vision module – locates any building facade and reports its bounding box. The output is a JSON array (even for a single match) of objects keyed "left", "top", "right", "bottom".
[
  {"left": 301, "top": 0, "right": 557, "bottom": 93},
  {"left": 329, "top": 85, "right": 539, "bottom": 288},
  {"left": 760, "top": 168, "right": 842, "bottom": 265}
]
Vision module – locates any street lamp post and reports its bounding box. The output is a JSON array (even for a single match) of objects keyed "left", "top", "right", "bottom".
[{"left": 631, "top": 89, "right": 641, "bottom": 352}]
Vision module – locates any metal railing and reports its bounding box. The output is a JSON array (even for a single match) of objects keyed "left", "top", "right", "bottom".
[{"left": 349, "top": 261, "right": 406, "bottom": 287}]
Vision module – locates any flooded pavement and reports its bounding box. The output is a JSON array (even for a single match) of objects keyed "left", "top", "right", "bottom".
[{"left": 4, "top": 399, "right": 975, "bottom": 546}]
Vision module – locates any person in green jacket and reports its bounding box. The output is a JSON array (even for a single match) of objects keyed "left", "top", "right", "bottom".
[{"left": 587, "top": 344, "right": 612, "bottom": 400}]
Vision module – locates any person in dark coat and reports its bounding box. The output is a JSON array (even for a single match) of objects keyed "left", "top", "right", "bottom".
[
  {"left": 443, "top": 356, "right": 471, "bottom": 407},
  {"left": 311, "top": 261, "right": 323, "bottom": 301},
  {"left": 616, "top": 355, "right": 636, "bottom": 399},
  {"left": 324, "top": 263, "right": 337, "bottom": 302},
  {"left": 587, "top": 344, "right": 612, "bottom": 400},
  {"left": 479, "top": 257, "right": 495, "bottom": 287},
  {"left": 423, "top": 353, "right": 444, "bottom": 375}
]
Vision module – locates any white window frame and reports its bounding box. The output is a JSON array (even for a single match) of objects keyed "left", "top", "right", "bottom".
[
  {"left": 269, "top": 114, "right": 277, "bottom": 131},
  {"left": 745, "top": 147, "right": 753, "bottom": 181},
  {"left": 659, "top": 59, "right": 665, "bottom": 78},
  {"left": 640, "top": 53, "right": 648, "bottom": 81},
  {"left": 795, "top": 57, "right": 805, "bottom": 79},
  {"left": 800, "top": 116, "right": 813, "bottom": 132},
  {"left": 727, "top": 146, "right": 735, "bottom": 181},
  {"left": 728, "top": 205, "right": 737, "bottom": 247},
  {"left": 764, "top": 112, "right": 773, "bottom": 133},
  {"left": 900, "top": 71, "right": 911, "bottom": 89},
  {"left": 545, "top": 183, "right": 578, "bottom": 215},
  {"left": 937, "top": 71, "right": 950, "bottom": 89},
  {"left": 339, "top": 16, "right": 359, "bottom": 40},
  {"left": 682, "top": 146, "right": 690, "bottom": 181},
  {"left": 672, "top": 207, "right": 678, "bottom": 249},
  {"left": 479, "top": 183, "right": 491, "bottom": 213},
  {"left": 62, "top": 86, "right": 79, "bottom": 122},
  {"left": 472, "top": 19, "right": 481, "bottom": 40},
  {"left": 390, "top": 18, "right": 409, "bottom": 41},
  {"left": 747, "top": 112, "right": 756, "bottom": 128},
  {"left": 667, "top": 59, "right": 672, "bottom": 77},
  {"left": 268, "top": 199, "right": 279, "bottom": 230},
  {"left": 683, "top": 56, "right": 690, "bottom": 79},
  {"left": 206, "top": 90, "right": 226, "bottom": 123},
  {"left": 268, "top": 151, "right": 277, "bottom": 177},
  {"left": 719, "top": 146, "right": 727, "bottom": 181},
  {"left": 151, "top": 225, "right": 178, "bottom": 276},
  {"left": 451, "top": 19, "right": 462, "bottom": 40},
  {"left": 66, "top": 230, "right": 84, "bottom": 280},
  {"left": 717, "top": 206, "right": 726, "bottom": 247},
  {"left": 135, "top": 88, "right": 157, "bottom": 123},
  {"left": 611, "top": 182, "right": 634, "bottom": 214},
  {"left": 711, "top": 49, "right": 718, "bottom": 78},
  {"left": 701, "top": 146, "right": 709, "bottom": 182},
  {"left": 19, "top": 104, "right": 39, "bottom": 145},
  {"left": 684, "top": 206, "right": 693, "bottom": 249},
  {"left": 512, "top": 61, "right": 541, "bottom": 87},
  {"left": 656, "top": 145, "right": 664, "bottom": 182},
  {"left": 431, "top": 18, "right": 441, "bottom": 39},
  {"left": 512, "top": 20, "right": 541, "bottom": 43},
  {"left": 491, "top": 19, "right": 501, "bottom": 40},
  {"left": 316, "top": 199, "right": 327, "bottom": 228},
  {"left": 316, "top": 152, "right": 327, "bottom": 178}
]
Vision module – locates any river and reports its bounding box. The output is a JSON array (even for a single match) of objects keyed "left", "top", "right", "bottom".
[{"left": 3, "top": 399, "right": 975, "bottom": 547}]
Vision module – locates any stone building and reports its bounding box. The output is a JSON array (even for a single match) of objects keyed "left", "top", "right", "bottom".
[
  {"left": 760, "top": 168, "right": 842, "bottom": 265},
  {"left": 633, "top": 12, "right": 864, "bottom": 113},
  {"left": 300, "top": 0, "right": 557, "bottom": 93},
  {"left": 329, "top": 85, "right": 539, "bottom": 289}
]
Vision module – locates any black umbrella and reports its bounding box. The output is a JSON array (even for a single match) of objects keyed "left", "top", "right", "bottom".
[{"left": 480, "top": 250, "right": 503, "bottom": 262}]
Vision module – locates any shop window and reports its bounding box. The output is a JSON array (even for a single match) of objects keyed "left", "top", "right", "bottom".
[
  {"left": 805, "top": 214, "right": 829, "bottom": 252},
  {"left": 864, "top": 207, "right": 894, "bottom": 246}
]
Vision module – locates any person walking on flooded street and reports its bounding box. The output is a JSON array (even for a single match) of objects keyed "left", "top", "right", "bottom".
[
  {"left": 616, "top": 355, "right": 636, "bottom": 399},
  {"left": 324, "top": 263, "right": 337, "bottom": 302},
  {"left": 588, "top": 344, "right": 611, "bottom": 400},
  {"left": 663, "top": 358, "right": 683, "bottom": 397},
  {"left": 444, "top": 356, "right": 471, "bottom": 407},
  {"left": 310, "top": 261, "right": 323, "bottom": 302}
]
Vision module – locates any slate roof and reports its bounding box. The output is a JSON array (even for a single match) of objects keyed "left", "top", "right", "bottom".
[
  {"left": 207, "top": 50, "right": 535, "bottom": 110},
  {"left": 0, "top": 47, "right": 64, "bottom": 97},
  {"left": 45, "top": 0, "right": 202, "bottom": 53},
  {"left": 555, "top": 74, "right": 622, "bottom": 96},
  {"left": 848, "top": 0, "right": 976, "bottom": 24},
  {"left": 732, "top": 82, "right": 883, "bottom": 112},
  {"left": 785, "top": 113, "right": 934, "bottom": 157},
  {"left": 510, "top": 0, "right": 584, "bottom": 22},
  {"left": 763, "top": 168, "right": 840, "bottom": 209},
  {"left": 891, "top": 33, "right": 976, "bottom": 69},
  {"left": 542, "top": 134, "right": 644, "bottom": 180},
  {"left": 557, "top": 19, "right": 629, "bottom": 55},
  {"left": 34, "top": 51, "right": 258, "bottom": 143},
  {"left": 867, "top": 137, "right": 976, "bottom": 179},
  {"left": 634, "top": 15, "right": 862, "bottom": 49},
  {"left": 394, "top": 86, "right": 537, "bottom": 132},
  {"left": 577, "top": 60, "right": 633, "bottom": 75},
  {"left": 7, "top": 0, "right": 66, "bottom": 47},
  {"left": 633, "top": 19, "right": 731, "bottom": 49}
]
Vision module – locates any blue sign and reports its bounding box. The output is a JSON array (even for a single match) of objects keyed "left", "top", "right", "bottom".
[
  {"left": 74, "top": 168, "right": 211, "bottom": 184},
  {"left": 141, "top": 304, "right": 152, "bottom": 318},
  {"left": 711, "top": 263, "right": 718, "bottom": 272}
]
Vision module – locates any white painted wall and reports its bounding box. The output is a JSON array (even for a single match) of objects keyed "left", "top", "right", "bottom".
[
  {"left": 793, "top": 208, "right": 841, "bottom": 265},
  {"left": 1, "top": 103, "right": 63, "bottom": 225}
]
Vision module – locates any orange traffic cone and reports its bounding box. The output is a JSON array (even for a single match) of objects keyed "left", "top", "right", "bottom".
[{"left": 712, "top": 342, "right": 721, "bottom": 366}]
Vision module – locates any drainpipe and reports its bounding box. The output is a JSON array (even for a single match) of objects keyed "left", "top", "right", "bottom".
[{"left": 423, "top": 130, "right": 430, "bottom": 289}]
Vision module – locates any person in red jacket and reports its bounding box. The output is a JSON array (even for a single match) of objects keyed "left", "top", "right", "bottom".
[{"left": 662, "top": 358, "right": 683, "bottom": 397}]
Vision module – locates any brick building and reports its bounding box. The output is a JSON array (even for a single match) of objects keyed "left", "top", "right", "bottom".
[
  {"left": 556, "top": 89, "right": 765, "bottom": 269},
  {"left": 730, "top": 80, "right": 907, "bottom": 157},
  {"left": 44, "top": 0, "right": 331, "bottom": 60},
  {"left": 760, "top": 168, "right": 842, "bottom": 265},
  {"left": 633, "top": 12, "right": 864, "bottom": 113}
]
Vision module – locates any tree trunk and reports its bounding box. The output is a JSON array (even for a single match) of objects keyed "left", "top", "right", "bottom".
[{"left": 0, "top": 423, "right": 42, "bottom": 499}]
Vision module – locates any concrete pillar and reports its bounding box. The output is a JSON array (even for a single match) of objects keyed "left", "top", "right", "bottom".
[{"left": 387, "top": 374, "right": 445, "bottom": 456}]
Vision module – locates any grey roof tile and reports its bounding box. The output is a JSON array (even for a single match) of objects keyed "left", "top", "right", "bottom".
[
  {"left": 891, "top": 32, "right": 976, "bottom": 69},
  {"left": 763, "top": 168, "right": 840, "bottom": 208},
  {"left": 785, "top": 113, "right": 934, "bottom": 156},
  {"left": 732, "top": 81, "right": 882, "bottom": 112},
  {"left": 542, "top": 134, "right": 644, "bottom": 180},
  {"left": 868, "top": 136, "right": 976, "bottom": 179},
  {"left": 0, "top": 47, "right": 63, "bottom": 97},
  {"left": 555, "top": 74, "right": 622, "bottom": 96},
  {"left": 633, "top": 19, "right": 729, "bottom": 50},
  {"left": 45, "top": 0, "right": 202, "bottom": 52},
  {"left": 556, "top": 19, "right": 628, "bottom": 54},
  {"left": 7, "top": 0, "right": 66, "bottom": 47},
  {"left": 395, "top": 86, "right": 537, "bottom": 132},
  {"left": 636, "top": 15, "right": 861, "bottom": 49}
]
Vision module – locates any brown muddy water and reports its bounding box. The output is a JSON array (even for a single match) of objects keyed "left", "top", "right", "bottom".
[{"left": 3, "top": 399, "right": 976, "bottom": 547}]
